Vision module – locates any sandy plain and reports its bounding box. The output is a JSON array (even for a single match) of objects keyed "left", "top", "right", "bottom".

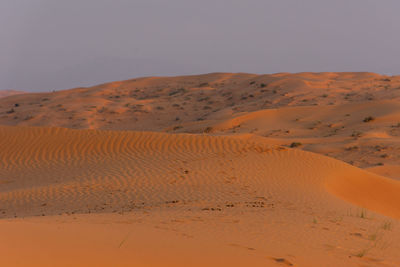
[{"left": 1, "top": 72, "right": 400, "bottom": 266}]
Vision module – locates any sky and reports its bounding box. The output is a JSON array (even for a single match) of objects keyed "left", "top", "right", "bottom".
[{"left": 1, "top": 0, "right": 400, "bottom": 92}]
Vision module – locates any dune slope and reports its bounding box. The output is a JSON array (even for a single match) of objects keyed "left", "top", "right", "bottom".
[
  {"left": 0, "top": 90, "right": 25, "bottom": 99},
  {"left": 1, "top": 72, "right": 400, "bottom": 168},
  {"left": 1, "top": 126, "right": 400, "bottom": 266},
  {"left": 2, "top": 72, "right": 400, "bottom": 266},
  {"left": 0, "top": 125, "right": 399, "bottom": 219}
]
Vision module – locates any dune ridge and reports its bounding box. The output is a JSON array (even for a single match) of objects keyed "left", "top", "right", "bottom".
[
  {"left": 1, "top": 72, "right": 400, "bottom": 169},
  {"left": 1, "top": 125, "right": 399, "bottom": 220}
]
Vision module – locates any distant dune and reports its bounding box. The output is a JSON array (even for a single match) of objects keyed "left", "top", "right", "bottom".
[
  {"left": 1, "top": 72, "right": 400, "bottom": 168},
  {"left": 0, "top": 90, "right": 25, "bottom": 98},
  {"left": 1, "top": 73, "right": 400, "bottom": 266}
]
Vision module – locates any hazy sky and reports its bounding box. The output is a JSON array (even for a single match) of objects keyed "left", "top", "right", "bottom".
[{"left": 2, "top": 0, "right": 400, "bottom": 92}]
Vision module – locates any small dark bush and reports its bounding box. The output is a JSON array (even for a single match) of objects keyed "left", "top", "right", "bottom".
[
  {"left": 24, "top": 115, "right": 34, "bottom": 121},
  {"left": 198, "top": 96, "right": 210, "bottom": 102},
  {"left": 351, "top": 131, "right": 362, "bottom": 138},
  {"left": 363, "top": 116, "right": 375, "bottom": 123},
  {"left": 169, "top": 88, "right": 187, "bottom": 96},
  {"left": 199, "top": 82, "right": 209, "bottom": 87},
  {"left": 290, "top": 142, "right": 302, "bottom": 148},
  {"left": 204, "top": 127, "right": 213, "bottom": 133}
]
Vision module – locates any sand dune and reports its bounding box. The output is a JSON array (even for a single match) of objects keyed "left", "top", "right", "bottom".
[
  {"left": 1, "top": 125, "right": 399, "bottom": 219},
  {"left": 2, "top": 72, "right": 400, "bottom": 266},
  {"left": 367, "top": 165, "right": 400, "bottom": 180},
  {"left": 0, "top": 90, "right": 25, "bottom": 99},
  {"left": 0, "top": 126, "right": 399, "bottom": 219},
  {"left": 1, "top": 72, "right": 400, "bottom": 169},
  {"left": 1, "top": 126, "right": 400, "bottom": 266}
]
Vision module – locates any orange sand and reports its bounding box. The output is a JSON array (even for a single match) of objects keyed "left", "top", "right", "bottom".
[{"left": 1, "top": 73, "right": 400, "bottom": 266}]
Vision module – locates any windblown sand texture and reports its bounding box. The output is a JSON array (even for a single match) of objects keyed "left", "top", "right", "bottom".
[{"left": 1, "top": 73, "right": 400, "bottom": 266}]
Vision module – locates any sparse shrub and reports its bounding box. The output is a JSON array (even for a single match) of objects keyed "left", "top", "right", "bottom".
[
  {"left": 382, "top": 221, "right": 392, "bottom": 230},
  {"left": 351, "top": 131, "right": 362, "bottom": 138},
  {"left": 204, "top": 127, "right": 213, "bottom": 133},
  {"left": 14, "top": 103, "right": 19, "bottom": 107},
  {"left": 198, "top": 96, "right": 210, "bottom": 102},
  {"left": 290, "top": 142, "right": 302, "bottom": 148},
  {"left": 355, "top": 249, "right": 367, "bottom": 258},
  {"left": 97, "top": 107, "right": 107, "bottom": 113},
  {"left": 24, "top": 115, "right": 34, "bottom": 121},
  {"left": 359, "top": 209, "right": 367, "bottom": 219},
  {"left": 260, "top": 83, "right": 267, "bottom": 88},
  {"left": 6, "top": 108, "right": 15, "bottom": 114},
  {"left": 363, "top": 116, "right": 375, "bottom": 123},
  {"left": 155, "top": 106, "right": 164, "bottom": 110},
  {"left": 169, "top": 88, "right": 187, "bottom": 96},
  {"left": 345, "top": 146, "right": 359, "bottom": 151},
  {"left": 173, "top": 125, "right": 183, "bottom": 131},
  {"left": 368, "top": 233, "right": 377, "bottom": 241},
  {"left": 199, "top": 82, "right": 209, "bottom": 87}
]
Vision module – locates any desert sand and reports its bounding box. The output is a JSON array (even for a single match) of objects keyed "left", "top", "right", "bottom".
[
  {"left": 0, "top": 90, "right": 25, "bottom": 99},
  {"left": 1, "top": 72, "right": 400, "bottom": 266}
]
